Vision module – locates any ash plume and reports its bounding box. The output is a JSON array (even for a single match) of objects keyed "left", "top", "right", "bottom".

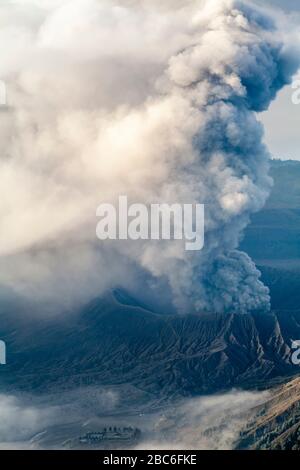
[{"left": 0, "top": 0, "right": 298, "bottom": 314}]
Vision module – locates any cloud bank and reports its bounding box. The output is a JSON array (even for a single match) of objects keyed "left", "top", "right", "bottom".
[
  {"left": 0, "top": 388, "right": 268, "bottom": 450},
  {"left": 0, "top": 0, "right": 298, "bottom": 314},
  {"left": 0, "top": 387, "right": 119, "bottom": 449},
  {"left": 0, "top": 393, "right": 57, "bottom": 448}
]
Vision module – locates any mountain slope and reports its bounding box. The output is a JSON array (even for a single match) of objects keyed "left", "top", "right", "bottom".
[
  {"left": 1, "top": 291, "right": 300, "bottom": 397},
  {"left": 238, "top": 377, "right": 300, "bottom": 450}
]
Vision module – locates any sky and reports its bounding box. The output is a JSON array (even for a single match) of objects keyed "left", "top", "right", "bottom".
[
  {"left": 256, "top": 0, "right": 300, "bottom": 160},
  {"left": 264, "top": 0, "right": 300, "bottom": 10}
]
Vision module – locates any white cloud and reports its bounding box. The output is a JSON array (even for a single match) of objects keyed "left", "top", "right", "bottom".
[
  {"left": 0, "top": 394, "right": 56, "bottom": 446},
  {"left": 0, "top": 387, "right": 120, "bottom": 449}
]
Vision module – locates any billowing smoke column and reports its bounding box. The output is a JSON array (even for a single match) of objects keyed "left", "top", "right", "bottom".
[{"left": 0, "top": 0, "right": 298, "bottom": 314}]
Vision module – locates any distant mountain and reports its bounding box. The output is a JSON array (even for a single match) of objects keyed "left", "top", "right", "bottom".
[
  {"left": 241, "top": 159, "right": 300, "bottom": 310},
  {"left": 241, "top": 159, "right": 300, "bottom": 261}
]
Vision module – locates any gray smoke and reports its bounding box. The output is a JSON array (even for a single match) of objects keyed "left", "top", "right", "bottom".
[{"left": 0, "top": 0, "right": 298, "bottom": 314}]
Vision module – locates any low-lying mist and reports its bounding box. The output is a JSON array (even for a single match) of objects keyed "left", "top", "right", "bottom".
[{"left": 0, "top": 387, "right": 269, "bottom": 450}]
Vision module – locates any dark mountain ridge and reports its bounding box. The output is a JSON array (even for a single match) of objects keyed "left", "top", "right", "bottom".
[{"left": 1, "top": 291, "right": 299, "bottom": 398}]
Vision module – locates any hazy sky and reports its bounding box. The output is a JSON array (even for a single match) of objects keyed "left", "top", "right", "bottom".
[
  {"left": 263, "top": 0, "right": 300, "bottom": 10},
  {"left": 256, "top": 0, "right": 300, "bottom": 160}
]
